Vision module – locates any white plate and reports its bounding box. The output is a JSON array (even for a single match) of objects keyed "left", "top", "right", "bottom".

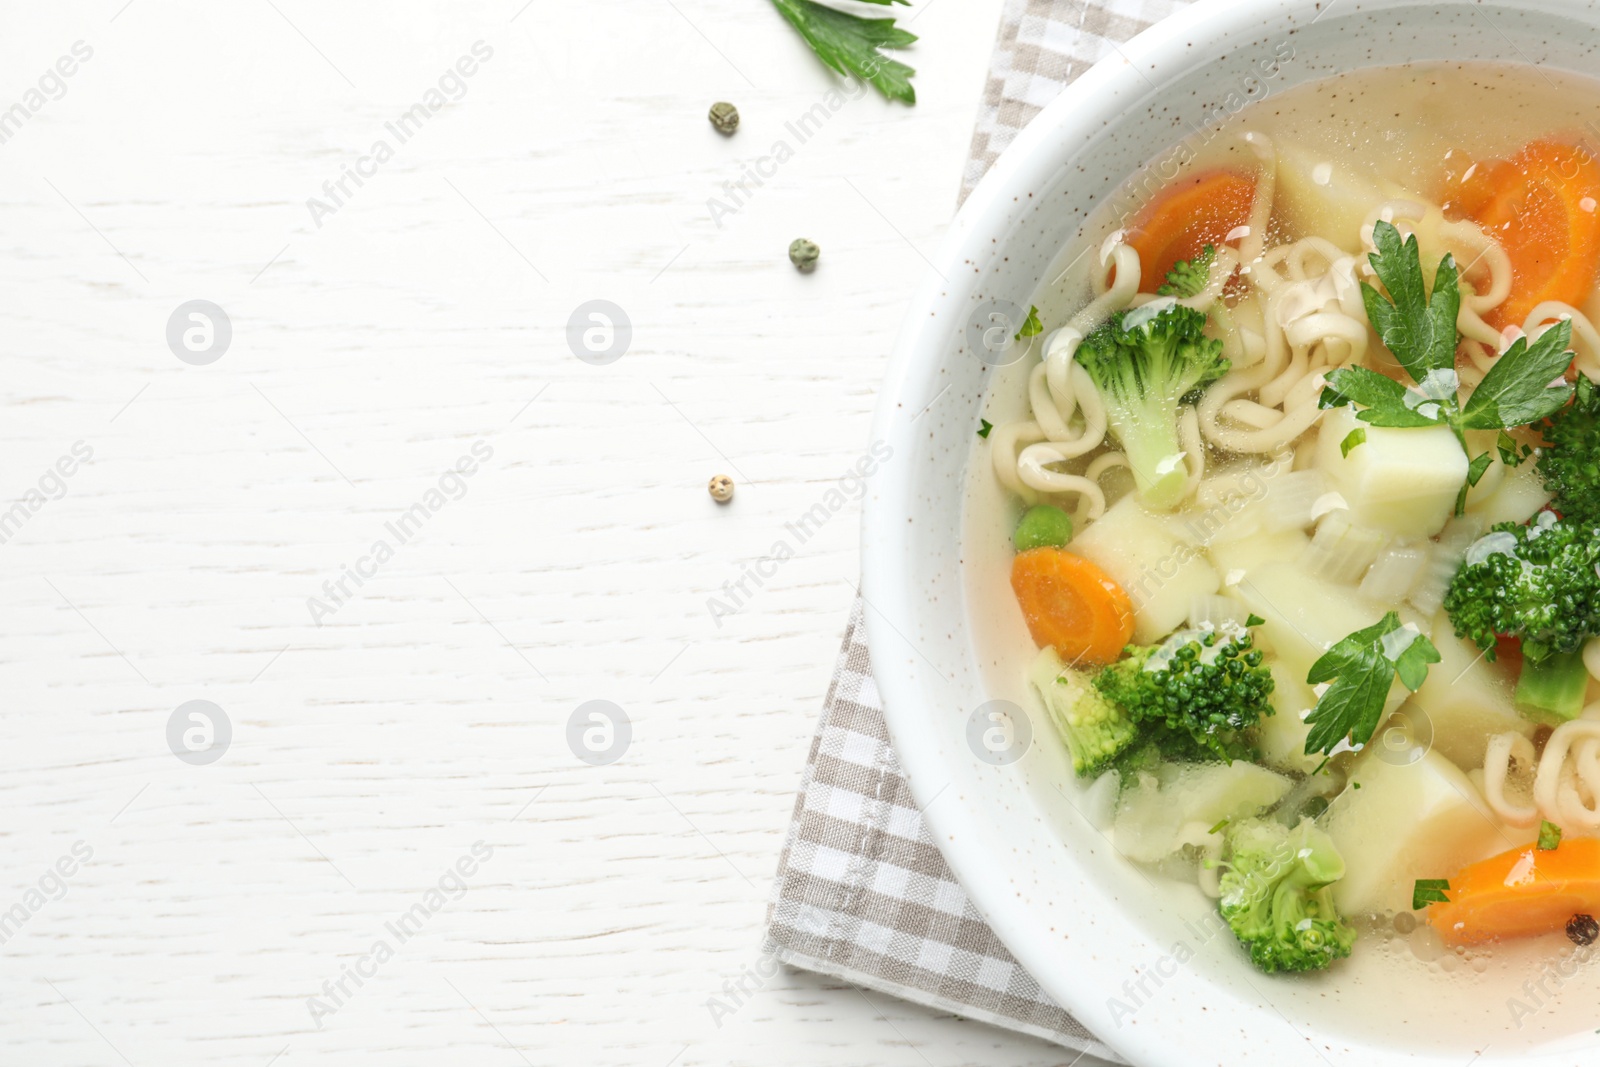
[{"left": 862, "top": 1, "right": 1600, "bottom": 1062}]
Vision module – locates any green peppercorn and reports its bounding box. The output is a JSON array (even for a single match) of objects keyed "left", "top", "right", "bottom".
[
  {"left": 789, "top": 238, "right": 820, "bottom": 273},
  {"left": 708, "top": 101, "right": 739, "bottom": 135}
]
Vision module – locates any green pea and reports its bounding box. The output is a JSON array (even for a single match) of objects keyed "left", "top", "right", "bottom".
[{"left": 1013, "top": 504, "right": 1073, "bottom": 552}]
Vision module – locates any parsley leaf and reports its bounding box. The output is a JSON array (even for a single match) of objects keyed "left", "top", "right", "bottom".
[
  {"left": 1302, "top": 611, "right": 1441, "bottom": 755},
  {"left": 1539, "top": 819, "right": 1563, "bottom": 851},
  {"left": 1458, "top": 319, "right": 1575, "bottom": 429},
  {"left": 770, "top": 0, "right": 917, "bottom": 105},
  {"left": 1360, "top": 222, "right": 1460, "bottom": 381},
  {"left": 977, "top": 418, "right": 993, "bottom": 439},
  {"left": 1014, "top": 305, "right": 1042, "bottom": 341},
  {"left": 1413, "top": 878, "right": 1451, "bottom": 909},
  {"left": 1319, "top": 366, "right": 1442, "bottom": 427},
  {"left": 1340, "top": 428, "right": 1366, "bottom": 457}
]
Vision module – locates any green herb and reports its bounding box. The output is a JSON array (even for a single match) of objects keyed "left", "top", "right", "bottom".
[
  {"left": 1014, "top": 305, "right": 1043, "bottom": 341},
  {"left": 1413, "top": 878, "right": 1451, "bottom": 909},
  {"left": 1320, "top": 221, "right": 1574, "bottom": 441},
  {"left": 1460, "top": 451, "right": 1495, "bottom": 511},
  {"left": 1340, "top": 428, "right": 1366, "bottom": 458},
  {"left": 770, "top": 0, "right": 917, "bottom": 105},
  {"left": 1540, "top": 819, "right": 1563, "bottom": 851},
  {"left": 1497, "top": 430, "right": 1531, "bottom": 468},
  {"left": 977, "top": 419, "right": 993, "bottom": 439},
  {"left": 1208, "top": 817, "right": 1230, "bottom": 835},
  {"left": 1246, "top": 613, "right": 1265, "bottom": 627},
  {"left": 1302, "top": 611, "right": 1441, "bottom": 755},
  {"left": 1157, "top": 244, "right": 1216, "bottom": 298}
]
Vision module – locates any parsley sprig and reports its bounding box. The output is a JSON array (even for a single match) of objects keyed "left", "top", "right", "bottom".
[
  {"left": 1302, "top": 611, "right": 1440, "bottom": 756},
  {"left": 1320, "top": 220, "right": 1575, "bottom": 446},
  {"left": 771, "top": 0, "right": 918, "bottom": 105}
]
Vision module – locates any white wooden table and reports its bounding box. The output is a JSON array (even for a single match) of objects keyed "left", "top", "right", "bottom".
[{"left": 0, "top": 1, "right": 1093, "bottom": 1063}]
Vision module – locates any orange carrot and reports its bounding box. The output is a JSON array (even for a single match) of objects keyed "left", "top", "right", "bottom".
[
  {"left": 1126, "top": 170, "right": 1257, "bottom": 293},
  {"left": 1452, "top": 141, "right": 1600, "bottom": 332},
  {"left": 1426, "top": 837, "right": 1600, "bottom": 946},
  {"left": 1010, "top": 548, "right": 1134, "bottom": 666}
]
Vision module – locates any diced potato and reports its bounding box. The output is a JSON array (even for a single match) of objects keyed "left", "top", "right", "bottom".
[
  {"left": 1411, "top": 612, "right": 1532, "bottom": 770},
  {"left": 1113, "top": 761, "right": 1293, "bottom": 864},
  {"left": 1232, "top": 560, "right": 1403, "bottom": 686},
  {"left": 1274, "top": 143, "right": 1389, "bottom": 252},
  {"left": 1321, "top": 748, "right": 1509, "bottom": 916},
  {"left": 1256, "top": 662, "right": 1322, "bottom": 775},
  {"left": 1315, "top": 406, "right": 1469, "bottom": 540},
  {"left": 1207, "top": 529, "right": 1310, "bottom": 582},
  {"left": 1465, "top": 458, "right": 1553, "bottom": 527},
  {"left": 1073, "top": 496, "right": 1221, "bottom": 644},
  {"left": 1275, "top": 140, "right": 1451, "bottom": 269},
  {"left": 1178, "top": 461, "right": 1289, "bottom": 545}
]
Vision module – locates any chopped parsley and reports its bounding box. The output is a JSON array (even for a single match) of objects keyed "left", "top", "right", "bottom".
[
  {"left": 1014, "top": 305, "right": 1043, "bottom": 341},
  {"left": 1413, "top": 878, "right": 1451, "bottom": 910}
]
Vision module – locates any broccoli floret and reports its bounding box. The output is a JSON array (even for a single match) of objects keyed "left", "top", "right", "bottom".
[
  {"left": 1093, "top": 624, "right": 1273, "bottom": 763},
  {"left": 1030, "top": 648, "right": 1139, "bottom": 777},
  {"left": 1075, "top": 303, "right": 1229, "bottom": 510},
  {"left": 1218, "top": 817, "right": 1356, "bottom": 974},
  {"left": 1443, "top": 511, "right": 1600, "bottom": 664},
  {"left": 1537, "top": 374, "right": 1600, "bottom": 524},
  {"left": 1156, "top": 244, "right": 1217, "bottom": 298}
]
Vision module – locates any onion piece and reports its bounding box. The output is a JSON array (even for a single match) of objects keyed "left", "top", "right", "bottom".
[
  {"left": 1302, "top": 511, "right": 1388, "bottom": 585},
  {"left": 1358, "top": 543, "right": 1430, "bottom": 606}
]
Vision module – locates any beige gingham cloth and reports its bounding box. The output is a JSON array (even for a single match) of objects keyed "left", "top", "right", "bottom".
[{"left": 764, "top": 0, "right": 1196, "bottom": 1060}]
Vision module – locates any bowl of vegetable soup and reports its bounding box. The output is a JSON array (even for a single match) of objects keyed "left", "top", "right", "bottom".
[{"left": 863, "top": 0, "right": 1600, "bottom": 1062}]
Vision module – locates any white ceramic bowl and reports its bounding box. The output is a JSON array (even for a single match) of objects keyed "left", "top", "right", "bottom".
[{"left": 863, "top": 1, "right": 1600, "bottom": 1063}]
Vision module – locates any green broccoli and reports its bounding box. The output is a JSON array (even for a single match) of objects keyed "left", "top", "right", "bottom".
[
  {"left": 1074, "top": 303, "right": 1229, "bottom": 510},
  {"left": 1030, "top": 648, "right": 1139, "bottom": 777},
  {"left": 1094, "top": 623, "right": 1274, "bottom": 763},
  {"left": 1218, "top": 817, "right": 1356, "bottom": 974},
  {"left": 1537, "top": 374, "right": 1600, "bottom": 524},
  {"left": 1515, "top": 648, "right": 1592, "bottom": 724},
  {"left": 1156, "top": 244, "right": 1216, "bottom": 298},
  {"left": 1443, "top": 511, "right": 1600, "bottom": 664}
]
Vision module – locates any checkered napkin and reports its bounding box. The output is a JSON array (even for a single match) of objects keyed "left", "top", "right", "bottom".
[{"left": 764, "top": 0, "right": 1195, "bottom": 1059}]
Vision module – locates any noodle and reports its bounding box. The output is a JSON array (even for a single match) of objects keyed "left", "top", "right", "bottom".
[
  {"left": 1480, "top": 732, "right": 1540, "bottom": 827},
  {"left": 1524, "top": 302, "right": 1600, "bottom": 380},
  {"left": 1481, "top": 709, "right": 1600, "bottom": 831}
]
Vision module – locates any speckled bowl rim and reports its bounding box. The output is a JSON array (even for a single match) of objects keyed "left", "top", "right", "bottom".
[{"left": 862, "top": 0, "right": 1600, "bottom": 1063}]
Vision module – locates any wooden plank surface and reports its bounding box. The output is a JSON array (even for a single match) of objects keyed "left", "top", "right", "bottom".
[{"left": 0, "top": 1, "right": 1096, "bottom": 1063}]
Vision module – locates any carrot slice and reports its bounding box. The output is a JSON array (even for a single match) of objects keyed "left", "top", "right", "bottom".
[
  {"left": 1426, "top": 837, "right": 1600, "bottom": 946},
  {"left": 1125, "top": 170, "right": 1258, "bottom": 293},
  {"left": 1010, "top": 548, "right": 1134, "bottom": 666},
  {"left": 1453, "top": 141, "right": 1600, "bottom": 331},
  {"left": 1442, "top": 158, "right": 1516, "bottom": 222}
]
